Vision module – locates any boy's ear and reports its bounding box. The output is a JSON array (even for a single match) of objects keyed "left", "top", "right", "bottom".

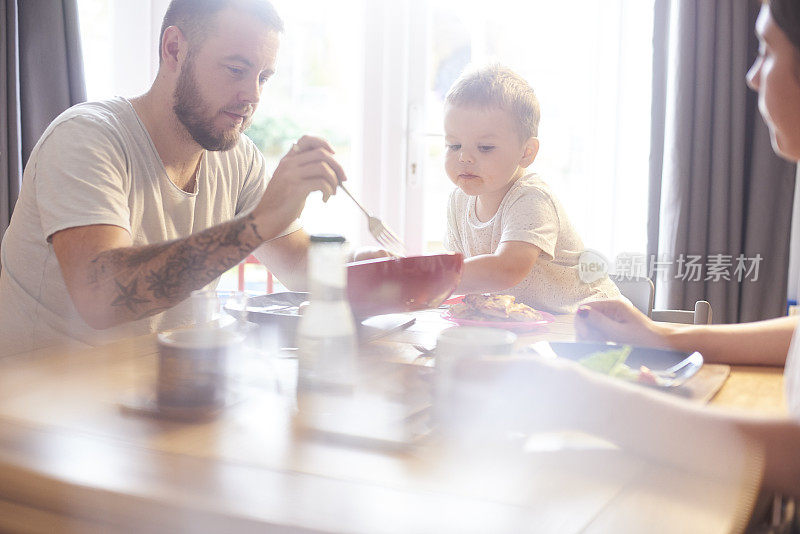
[{"left": 519, "top": 137, "right": 540, "bottom": 168}]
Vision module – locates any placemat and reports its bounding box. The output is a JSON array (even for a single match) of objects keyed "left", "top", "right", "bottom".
[{"left": 671, "top": 363, "right": 731, "bottom": 403}]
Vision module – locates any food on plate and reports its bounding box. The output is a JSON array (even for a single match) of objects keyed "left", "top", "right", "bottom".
[
  {"left": 449, "top": 293, "right": 544, "bottom": 322},
  {"left": 578, "top": 346, "right": 666, "bottom": 386}
]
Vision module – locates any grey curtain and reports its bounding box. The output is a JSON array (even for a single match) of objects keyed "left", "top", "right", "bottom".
[
  {"left": 649, "top": 0, "right": 797, "bottom": 324},
  {"left": 1, "top": 0, "right": 85, "bottom": 241}
]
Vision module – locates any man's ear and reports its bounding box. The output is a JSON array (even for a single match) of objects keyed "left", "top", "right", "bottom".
[
  {"left": 520, "top": 137, "right": 540, "bottom": 168},
  {"left": 161, "top": 25, "right": 189, "bottom": 72}
]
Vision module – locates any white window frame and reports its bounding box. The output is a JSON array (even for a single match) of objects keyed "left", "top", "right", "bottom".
[
  {"left": 96, "top": 0, "right": 168, "bottom": 99},
  {"left": 358, "top": 0, "right": 427, "bottom": 253}
]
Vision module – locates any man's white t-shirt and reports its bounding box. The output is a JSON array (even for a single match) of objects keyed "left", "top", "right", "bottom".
[
  {"left": 0, "top": 97, "right": 300, "bottom": 357},
  {"left": 444, "top": 173, "right": 621, "bottom": 314}
]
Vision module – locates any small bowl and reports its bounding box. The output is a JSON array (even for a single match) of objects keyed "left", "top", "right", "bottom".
[{"left": 346, "top": 253, "right": 463, "bottom": 317}]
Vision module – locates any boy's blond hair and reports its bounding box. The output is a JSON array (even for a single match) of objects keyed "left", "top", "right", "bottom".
[{"left": 445, "top": 64, "right": 540, "bottom": 140}]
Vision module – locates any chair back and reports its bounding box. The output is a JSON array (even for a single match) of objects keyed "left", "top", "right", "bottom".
[
  {"left": 651, "top": 300, "right": 713, "bottom": 325},
  {"left": 609, "top": 275, "right": 654, "bottom": 317}
]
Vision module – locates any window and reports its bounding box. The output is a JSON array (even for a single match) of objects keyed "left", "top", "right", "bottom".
[
  {"left": 78, "top": 0, "right": 654, "bottom": 271},
  {"left": 408, "top": 0, "right": 655, "bottom": 262},
  {"left": 78, "top": 0, "right": 167, "bottom": 100}
]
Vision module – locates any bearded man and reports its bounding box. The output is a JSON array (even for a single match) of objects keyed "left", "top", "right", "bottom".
[{"left": 0, "top": 0, "right": 360, "bottom": 356}]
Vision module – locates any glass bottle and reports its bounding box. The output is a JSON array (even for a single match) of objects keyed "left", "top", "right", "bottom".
[{"left": 296, "top": 234, "right": 358, "bottom": 407}]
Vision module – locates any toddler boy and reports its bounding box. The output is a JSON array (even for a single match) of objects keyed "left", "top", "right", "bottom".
[{"left": 443, "top": 64, "right": 620, "bottom": 313}]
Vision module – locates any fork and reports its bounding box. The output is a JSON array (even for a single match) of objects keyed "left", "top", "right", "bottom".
[
  {"left": 338, "top": 181, "right": 407, "bottom": 257},
  {"left": 289, "top": 142, "right": 406, "bottom": 256}
]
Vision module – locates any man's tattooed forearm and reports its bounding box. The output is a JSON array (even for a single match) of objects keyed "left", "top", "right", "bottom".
[
  {"left": 110, "top": 279, "right": 150, "bottom": 311},
  {"left": 88, "top": 242, "right": 172, "bottom": 284},
  {"left": 133, "top": 306, "right": 172, "bottom": 321},
  {"left": 92, "top": 214, "right": 262, "bottom": 316},
  {"left": 144, "top": 241, "right": 211, "bottom": 300},
  {"left": 143, "top": 217, "right": 257, "bottom": 300}
]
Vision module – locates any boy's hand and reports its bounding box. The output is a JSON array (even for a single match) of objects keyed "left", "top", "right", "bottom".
[{"left": 349, "top": 246, "right": 392, "bottom": 263}]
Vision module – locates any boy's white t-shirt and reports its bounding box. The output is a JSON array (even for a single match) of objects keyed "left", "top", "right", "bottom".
[
  {"left": 444, "top": 173, "right": 620, "bottom": 313},
  {"left": 0, "top": 97, "right": 300, "bottom": 357}
]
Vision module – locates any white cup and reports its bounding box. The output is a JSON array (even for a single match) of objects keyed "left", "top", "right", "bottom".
[
  {"left": 436, "top": 326, "right": 517, "bottom": 364},
  {"left": 156, "top": 327, "right": 244, "bottom": 409},
  {"left": 435, "top": 327, "right": 517, "bottom": 427}
]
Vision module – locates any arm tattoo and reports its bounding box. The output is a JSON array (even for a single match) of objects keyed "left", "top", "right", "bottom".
[
  {"left": 110, "top": 279, "right": 150, "bottom": 311},
  {"left": 88, "top": 214, "right": 264, "bottom": 322}
]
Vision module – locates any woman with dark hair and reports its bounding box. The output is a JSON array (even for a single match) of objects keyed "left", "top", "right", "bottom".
[
  {"left": 526, "top": 0, "right": 800, "bottom": 507},
  {"left": 578, "top": 0, "right": 800, "bottom": 369}
]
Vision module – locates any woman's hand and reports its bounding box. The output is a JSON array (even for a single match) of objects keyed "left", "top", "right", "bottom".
[{"left": 575, "top": 299, "right": 674, "bottom": 348}]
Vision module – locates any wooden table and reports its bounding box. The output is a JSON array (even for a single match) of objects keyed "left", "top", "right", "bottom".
[
  {"left": 0, "top": 311, "right": 784, "bottom": 533},
  {"left": 713, "top": 365, "right": 786, "bottom": 414}
]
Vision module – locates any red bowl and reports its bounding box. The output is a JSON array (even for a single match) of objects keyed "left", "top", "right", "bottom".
[{"left": 346, "top": 253, "right": 464, "bottom": 317}]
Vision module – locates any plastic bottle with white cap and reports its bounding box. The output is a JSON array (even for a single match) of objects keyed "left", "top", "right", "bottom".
[{"left": 296, "top": 234, "right": 357, "bottom": 408}]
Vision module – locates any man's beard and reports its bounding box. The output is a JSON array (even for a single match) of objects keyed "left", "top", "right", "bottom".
[{"left": 173, "top": 56, "right": 252, "bottom": 151}]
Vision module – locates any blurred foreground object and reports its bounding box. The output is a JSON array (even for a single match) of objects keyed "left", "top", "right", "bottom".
[{"left": 296, "top": 234, "right": 358, "bottom": 403}]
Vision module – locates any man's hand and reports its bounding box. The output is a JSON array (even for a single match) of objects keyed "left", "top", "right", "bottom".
[
  {"left": 575, "top": 299, "right": 672, "bottom": 348},
  {"left": 252, "top": 135, "right": 346, "bottom": 239}
]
